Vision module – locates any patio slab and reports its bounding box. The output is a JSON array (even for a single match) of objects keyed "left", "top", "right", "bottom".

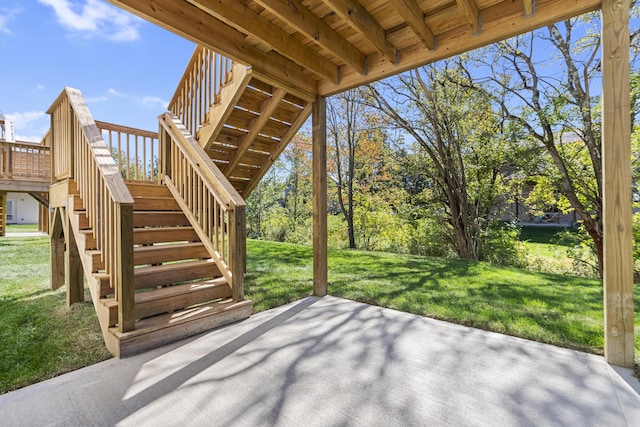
[{"left": 1, "top": 295, "right": 639, "bottom": 426}]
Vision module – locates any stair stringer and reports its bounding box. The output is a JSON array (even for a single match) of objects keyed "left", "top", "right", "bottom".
[{"left": 198, "top": 63, "right": 252, "bottom": 152}]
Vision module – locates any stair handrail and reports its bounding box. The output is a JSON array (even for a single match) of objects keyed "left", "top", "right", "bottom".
[
  {"left": 168, "top": 45, "right": 235, "bottom": 139},
  {"left": 47, "top": 87, "right": 135, "bottom": 332},
  {"left": 159, "top": 112, "right": 246, "bottom": 301}
]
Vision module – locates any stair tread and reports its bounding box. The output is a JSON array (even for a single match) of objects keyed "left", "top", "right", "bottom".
[
  {"left": 110, "top": 299, "right": 251, "bottom": 337},
  {"left": 134, "top": 241, "right": 205, "bottom": 254},
  {"left": 134, "top": 259, "right": 216, "bottom": 277},
  {"left": 102, "top": 277, "right": 229, "bottom": 309}
]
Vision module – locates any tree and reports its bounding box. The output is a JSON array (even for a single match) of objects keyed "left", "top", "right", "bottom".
[
  {"left": 367, "top": 62, "right": 514, "bottom": 261},
  {"left": 458, "top": 17, "right": 617, "bottom": 276},
  {"left": 327, "top": 89, "right": 387, "bottom": 249},
  {"left": 282, "top": 133, "right": 313, "bottom": 243}
]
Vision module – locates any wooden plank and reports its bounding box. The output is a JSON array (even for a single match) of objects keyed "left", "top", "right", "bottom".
[
  {"left": 601, "top": 0, "right": 634, "bottom": 368},
  {"left": 105, "top": 0, "right": 317, "bottom": 101},
  {"left": 66, "top": 209, "right": 84, "bottom": 306},
  {"left": 253, "top": 0, "right": 367, "bottom": 75},
  {"left": 389, "top": 0, "right": 436, "bottom": 50},
  {"left": 522, "top": 0, "right": 535, "bottom": 16},
  {"left": 188, "top": 0, "right": 339, "bottom": 83},
  {"left": 0, "top": 191, "right": 5, "bottom": 237},
  {"left": 230, "top": 207, "right": 246, "bottom": 302},
  {"left": 133, "top": 227, "right": 200, "bottom": 245},
  {"left": 116, "top": 204, "right": 135, "bottom": 332},
  {"left": 132, "top": 259, "right": 221, "bottom": 290},
  {"left": 323, "top": 0, "right": 398, "bottom": 64},
  {"left": 456, "top": 0, "right": 480, "bottom": 34},
  {"left": 312, "top": 96, "right": 327, "bottom": 297},
  {"left": 319, "top": 0, "right": 601, "bottom": 95},
  {"left": 50, "top": 207, "right": 65, "bottom": 290},
  {"left": 134, "top": 242, "right": 210, "bottom": 266},
  {"left": 133, "top": 211, "right": 189, "bottom": 228},
  {"left": 225, "top": 89, "right": 286, "bottom": 174},
  {"left": 242, "top": 102, "right": 312, "bottom": 196}
]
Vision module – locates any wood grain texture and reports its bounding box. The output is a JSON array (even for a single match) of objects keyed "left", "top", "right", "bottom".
[
  {"left": 312, "top": 96, "right": 328, "bottom": 297},
  {"left": 601, "top": 0, "right": 634, "bottom": 368}
]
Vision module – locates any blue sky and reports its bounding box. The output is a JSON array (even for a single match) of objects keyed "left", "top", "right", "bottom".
[{"left": 0, "top": 0, "right": 195, "bottom": 142}]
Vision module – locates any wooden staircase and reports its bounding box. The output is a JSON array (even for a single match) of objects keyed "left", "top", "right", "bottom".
[
  {"left": 169, "top": 46, "right": 313, "bottom": 198},
  {"left": 46, "top": 46, "right": 312, "bottom": 357},
  {"left": 67, "top": 180, "right": 250, "bottom": 357}
]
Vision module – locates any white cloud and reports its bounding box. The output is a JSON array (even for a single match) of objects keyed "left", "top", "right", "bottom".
[
  {"left": 141, "top": 96, "right": 169, "bottom": 110},
  {"left": 0, "top": 8, "right": 20, "bottom": 35},
  {"left": 108, "top": 88, "right": 123, "bottom": 96},
  {"left": 6, "top": 111, "right": 49, "bottom": 142},
  {"left": 33, "top": 84, "right": 45, "bottom": 92},
  {"left": 6, "top": 111, "right": 47, "bottom": 131},
  {"left": 38, "top": 0, "right": 141, "bottom": 41}
]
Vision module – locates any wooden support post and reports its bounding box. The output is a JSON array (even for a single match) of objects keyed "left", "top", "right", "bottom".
[
  {"left": 65, "top": 208, "right": 84, "bottom": 305},
  {"left": 50, "top": 207, "right": 65, "bottom": 290},
  {"left": 116, "top": 204, "right": 135, "bottom": 332},
  {"left": 312, "top": 96, "right": 328, "bottom": 297},
  {"left": 0, "top": 191, "right": 6, "bottom": 237},
  {"left": 231, "top": 207, "right": 246, "bottom": 302},
  {"left": 601, "top": 0, "right": 634, "bottom": 368}
]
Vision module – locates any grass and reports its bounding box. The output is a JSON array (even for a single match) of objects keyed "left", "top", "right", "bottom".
[
  {"left": 519, "top": 226, "right": 577, "bottom": 275},
  {"left": 0, "top": 235, "right": 111, "bottom": 394},
  {"left": 2, "top": 235, "right": 639, "bottom": 394},
  {"left": 5, "top": 224, "right": 40, "bottom": 233}
]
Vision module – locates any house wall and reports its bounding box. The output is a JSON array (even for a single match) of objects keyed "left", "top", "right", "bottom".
[{"left": 5, "top": 192, "right": 39, "bottom": 224}]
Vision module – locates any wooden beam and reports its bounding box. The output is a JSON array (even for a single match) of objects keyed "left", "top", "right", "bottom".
[
  {"left": 312, "top": 96, "right": 327, "bottom": 297},
  {"left": 522, "top": 0, "right": 535, "bottom": 16},
  {"left": 322, "top": 0, "right": 398, "bottom": 64},
  {"left": 105, "top": 0, "right": 316, "bottom": 100},
  {"left": 456, "top": 0, "right": 480, "bottom": 34},
  {"left": 225, "top": 89, "right": 286, "bottom": 174},
  {"left": 389, "top": 0, "right": 436, "bottom": 50},
  {"left": 65, "top": 209, "right": 84, "bottom": 306},
  {"left": 319, "top": 0, "right": 601, "bottom": 95},
  {"left": 601, "top": 0, "right": 634, "bottom": 368},
  {"left": 242, "top": 102, "right": 312, "bottom": 197},
  {"left": 186, "top": 0, "right": 339, "bottom": 83},
  {"left": 0, "top": 191, "right": 5, "bottom": 237},
  {"left": 253, "top": 0, "right": 367, "bottom": 75},
  {"left": 116, "top": 204, "right": 135, "bottom": 332},
  {"left": 50, "top": 207, "right": 65, "bottom": 291}
]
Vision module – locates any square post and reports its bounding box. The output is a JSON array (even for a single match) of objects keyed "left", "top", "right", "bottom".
[
  {"left": 313, "top": 96, "right": 328, "bottom": 297},
  {"left": 601, "top": 0, "right": 634, "bottom": 367}
]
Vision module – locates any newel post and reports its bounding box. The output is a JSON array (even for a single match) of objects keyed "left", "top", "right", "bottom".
[
  {"left": 601, "top": 0, "right": 634, "bottom": 367},
  {"left": 116, "top": 203, "right": 135, "bottom": 332},
  {"left": 230, "top": 206, "right": 246, "bottom": 302}
]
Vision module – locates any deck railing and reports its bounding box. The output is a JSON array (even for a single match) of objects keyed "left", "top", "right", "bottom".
[
  {"left": 96, "top": 121, "right": 159, "bottom": 182},
  {"left": 168, "top": 45, "right": 235, "bottom": 139},
  {"left": 0, "top": 139, "right": 50, "bottom": 180},
  {"left": 159, "top": 112, "right": 246, "bottom": 301},
  {"left": 48, "top": 87, "right": 135, "bottom": 332}
]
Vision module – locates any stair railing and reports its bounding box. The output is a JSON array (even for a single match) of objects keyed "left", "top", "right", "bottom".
[
  {"left": 47, "top": 87, "right": 135, "bottom": 332},
  {"left": 159, "top": 112, "right": 246, "bottom": 301},
  {"left": 168, "top": 45, "right": 234, "bottom": 139},
  {"left": 96, "top": 121, "right": 159, "bottom": 182}
]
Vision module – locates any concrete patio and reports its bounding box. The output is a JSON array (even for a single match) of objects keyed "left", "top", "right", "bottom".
[{"left": 1, "top": 295, "right": 639, "bottom": 426}]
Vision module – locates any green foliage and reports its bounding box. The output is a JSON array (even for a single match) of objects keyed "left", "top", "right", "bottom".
[
  {"left": 554, "top": 226, "right": 599, "bottom": 278},
  {"left": 479, "top": 222, "right": 527, "bottom": 268}
]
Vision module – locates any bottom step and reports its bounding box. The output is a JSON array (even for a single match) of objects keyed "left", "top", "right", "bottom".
[{"left": 106, "top": 299, "right": 251, "bottom": 357}]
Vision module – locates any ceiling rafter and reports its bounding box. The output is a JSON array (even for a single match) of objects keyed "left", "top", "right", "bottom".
[
  {"left": 456, "top": 0, "right": 480, "bottom": 35},
  {"left": 522, "top": 0, "right": 535, "bottom": 17},
  {"left": 321, "top": 0, "right": 398, "bottom": 64},
  {"left": 186, "top": 0, "right": 338, "bottom": 84},
  {"left": 389, "top": 0, "right": 436, "bottom": 50},
  {"left": 253, "top": 0, "right": 367, "bottom": 75},
  {"left": 105, "top": 0, "right": 316, "bottom": 99},
  {"left": 319, "top": 0, "right": 601, "bottom": 95}
]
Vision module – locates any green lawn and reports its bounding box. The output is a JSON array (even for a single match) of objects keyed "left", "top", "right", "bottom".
[
  {"left": 2, "top": 235, "right": 638, "bottom": 394},
  {"left": 519, "top": 226, "right": 577, "bottom": 275}
]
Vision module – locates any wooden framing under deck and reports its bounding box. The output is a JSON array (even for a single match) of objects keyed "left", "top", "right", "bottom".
[{"left": 94, "top": 0, "right": 634, "bottom": 367}]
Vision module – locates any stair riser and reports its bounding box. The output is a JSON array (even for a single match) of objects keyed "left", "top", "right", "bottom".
[
  {"left": 133, "top": 212, "right": 190, "bottom": 228},
  {"left": 134, "top": 228, "right": 199, "bottom": 245},
  {"left": 134, "top": 263, "right": 221, "bottom": 290},
  {"left": 133, "top": 197, "right": 181, "bottom": 211},
  {"left": 109, "top": 300, "right": 252, "bottom": 357},
  {"left": 134, "top": 244, "right": 210, "bottom": 266}
]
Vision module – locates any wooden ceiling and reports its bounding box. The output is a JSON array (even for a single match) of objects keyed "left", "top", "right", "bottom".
[{"left": 107, "top": 0, "right": 602, "bottom": 101}]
